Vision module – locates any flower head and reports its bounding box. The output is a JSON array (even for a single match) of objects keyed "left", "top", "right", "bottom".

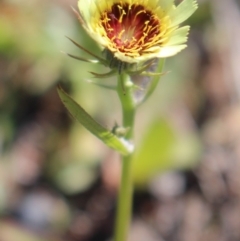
[{"left": 78, "top": 0, "right": 198, "bottom": 65}]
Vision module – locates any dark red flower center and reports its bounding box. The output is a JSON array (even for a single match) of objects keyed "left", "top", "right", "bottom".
[{"left": 100, "top": 3, "right": 161, "bottom": 56}]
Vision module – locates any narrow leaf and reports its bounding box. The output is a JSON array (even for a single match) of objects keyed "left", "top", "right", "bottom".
[
  {"left": 66, "top": 37, "right": 107, "bottom": 65},
  {"left": 142, "top": 58, "right": 165, "bottom": 103},
  {"left": 87, "top": 80, "right": 117, "bottom": 90},
  {"left": 57, "top": 86, "right": 133, "bottom": 156},
  {"left": 140, "top": 71, "right": 167, "bottom": 77},
  {"left": 64, "top": 52, "right": 100, "bottom": 64},
  {"left": 89, "top": 70, "right": 116, "bottom": 78},
  {"left": 127, "top": 59, "right": 156, "bottom": 76},
  {"left": 130, "top": 58, "right": 164, "bottom": 105}
]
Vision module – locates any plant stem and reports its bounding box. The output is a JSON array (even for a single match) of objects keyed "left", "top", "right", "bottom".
[{"left": 114, "top": 73, "right": 136, "bottom": 241}]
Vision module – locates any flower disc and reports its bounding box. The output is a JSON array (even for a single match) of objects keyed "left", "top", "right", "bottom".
[{"left": 100, "top": 3, "right": 162, "bottom": 58}]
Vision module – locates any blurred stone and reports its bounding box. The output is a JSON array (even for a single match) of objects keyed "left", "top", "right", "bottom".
[
  {"left": 179, "top": 193, "right": 211, "bottom": 241},
  {"left": 128, "top": 219, "right": 164, "bottom": 241},
  {"left": 149, "top": 172, "right": 186, "bottom": 199},
  {"left": 69, "top": 211, "right": 93, "bottom": 239},
  {"left": 17, "top": 189, "right": 71, "bottom": 233},
  {"left": 154, "top": 199, "right": 184, "bottom": 239}
]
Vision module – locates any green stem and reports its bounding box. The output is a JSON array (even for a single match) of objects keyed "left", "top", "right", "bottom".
[{"left": 114, "top": 73, "right": 136, "bottom": 241}]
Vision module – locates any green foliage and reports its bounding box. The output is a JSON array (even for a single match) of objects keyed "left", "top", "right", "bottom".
[
  {"left": 133, "top": 118, "right": 201, "bottom": 185},
  {"left": 57, "top": 86, "right": 133, "bottom": 156}
]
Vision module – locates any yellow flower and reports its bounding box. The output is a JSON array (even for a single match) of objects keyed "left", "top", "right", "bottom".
[{"left": 78, "top": 0, "right": 198, "bottom": 64}]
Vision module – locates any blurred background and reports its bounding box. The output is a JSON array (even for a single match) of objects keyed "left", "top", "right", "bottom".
[{"left": 1, "top": 0, "right": 240, "bottom": 240}]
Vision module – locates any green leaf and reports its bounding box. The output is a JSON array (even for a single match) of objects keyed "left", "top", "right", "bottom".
[
  {"left": 87, "top": 80, "right": 116, "bottom": 90},
  {"left": 132, "top": 118, "right": 201, "bottom": 185},
  {"left": 142, "top": 58, "right": 165, "bottom": 103},
  {"left": 57, "top": 86, "right": 133, "bottom": 156}
]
